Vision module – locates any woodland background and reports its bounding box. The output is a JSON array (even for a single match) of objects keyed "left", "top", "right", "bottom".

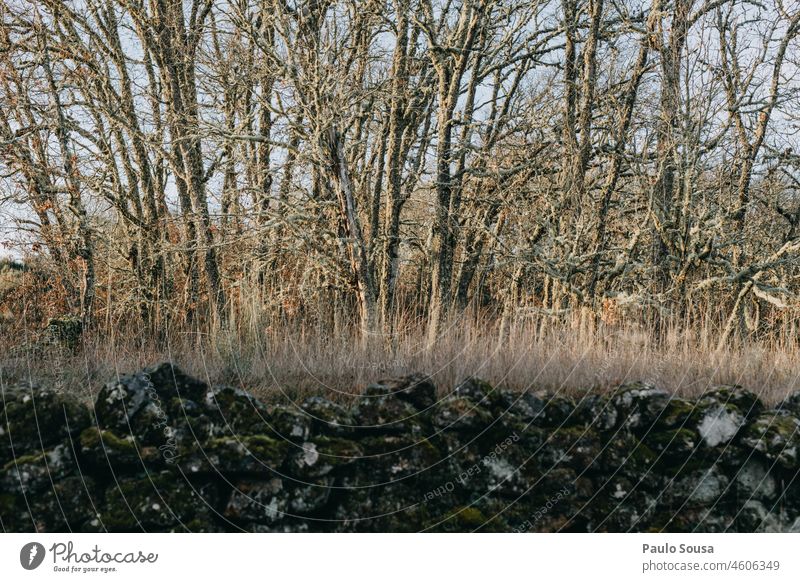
[{"left": 1, "top": 0, "right": 800, "bottom": 399}]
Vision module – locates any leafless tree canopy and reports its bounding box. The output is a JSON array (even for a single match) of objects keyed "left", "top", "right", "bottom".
[{"left": 2, "top": 0, "right": 800, "bottom": 348}]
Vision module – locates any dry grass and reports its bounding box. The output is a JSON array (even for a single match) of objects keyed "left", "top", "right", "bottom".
[
  {"left": 2, "top": 307, "right": 799, "bottom": 406},
  {"left": 4, "top": 240, "right": 800, "bottom": 406}
]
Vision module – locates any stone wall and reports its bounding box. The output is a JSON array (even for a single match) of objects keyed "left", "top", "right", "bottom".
[{"left": 2, "top": 363, "right": 799, "bottom": 532}]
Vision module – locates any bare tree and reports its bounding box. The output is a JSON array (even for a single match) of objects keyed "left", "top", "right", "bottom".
[{"left": 2, "top": 0, "right": 799, "bottom": 351}]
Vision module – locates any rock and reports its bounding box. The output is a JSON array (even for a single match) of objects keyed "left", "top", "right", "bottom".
[
  {"left": 1, "top": 381, "right": 90, "bottom": 464},
  {"left": 740, "top": 411, "right": 800, "bottom": 469},
  {"left": 644, "top": 428, "right": 698, "bottom": 464},
  {"left": 353, "top": 375, "right": 437, "bottom": 434},
  {"left": 779, "top": 391, "right": 800, "bottom": 416},
  {"left": 245, "top": 520, "right": 312, "bottom": 533},
  {"left": 288, "top": 476, "right": 334, "bottom": 515},
  {"left": 285, "top": 437, "right": 363, "bottom": 478},
  {"left": 433, "top": 396, "right": 494, "bottom": 431},
  {"left": 79, "top": 427, "right": 163, "bottom": 472},
  {"left": 512, "top": 477, "right": 587, "bottom": 532},
  {"left": 353, "top": 391, "right": 426, "bottom": 434},
  {"left": 1, "top": 442, "right": 76, "bottom": 494},
  {"left": 587, "top": 488, "right": 658, "bottom": 532},
  {"left": 332, "top": 483, "right": 431, "bottom": 532},
  {"left": 0, "top": 442, "right": 103, "bottom": 532},
  {"left": 781, "top": 478, "right": 800, "bottom": 516},
  {"left": 501, "top": 391, "right": 546, "bottom": 425},
  {"left": 301, "top": 396, "right": 355, "bottom": 436},
  {"left": 574, "top": 394, "right": 618, "bottom": 431},
  {"left": 735, "top": 458, "right": 777, "bottom": 501},
  {"left": 545, "top": 426, "right": 605, "bottom": 475},
  {"left": 475, "top": 432, "right": 548, "bottom": 499},
  {"left": 166, "top": 397, "right": 215, "bottom": 446},
  {"left": 100, "top": 471, "right": 221, "bottom": 532},
  {"left": 141, "top": 363, "right": 209, "bottom": 402},
  {"left": 650, "top": 507, "right": 732, "bottom": 533},
  {"left": 223, "top": 478, "right": 288, "bottom": 525},
  {"left": 667, "top": 466, "right": 730, "bottom": 505},
  {"left": 481, "top": 453, "right": 520, "bottom": 493},
  {"left": 367, "top": 374, "right": 438, "bottom": 410},
  {"left": 536, "top": 394, "right": 577, "bottom": 427},
  {"left": 270, "top": 405, "right": 313, "bottom": 441},
  {"left": 177, "top": 434, "right": 289, "bottom": 476},
  {"left": 658, "top": 398, "right": 697, "bottom": 429},
  {"left": 0, "top": 475, "right": 100, "bottom": 532},
  {"left": 601, "top": 432, "right": 658, "bottom": 489},
  {"left": 358, "top": 435, "right": 441, "bottom": 481},
  {"left": 93, "top": 371, "right": 172, "bottom": 446},
  {"left": 699, "top": 385, "right": 763, "bottom": 418},
  {"left": 426, "top": 505, "right": 500, "bottom": 533},
  {"left": 453, "top": 377, "right": 496, "bottom": 407},
  {"left": 735, "top": 500, "right": 783, "bottom": 532},
  {"left": 203, "top": 384, "right": 271, "bottom": 436},
  {"left": 610, "top": 382, "right": 670, "bottom": 432},
  {"left": 696, "top": 404, "right": 745, "bottom": 447}
]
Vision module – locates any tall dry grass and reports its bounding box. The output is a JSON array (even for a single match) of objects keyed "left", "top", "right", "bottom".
[
  {"left": 3, "top": 254, "right": 800, "bottom": 404},
  {"left": 2, "top": 302, "right": 799, "bottom": 405}
]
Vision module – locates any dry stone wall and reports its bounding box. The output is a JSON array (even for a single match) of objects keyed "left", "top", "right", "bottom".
[{"left": 2, "top": 364, "right": 800, "bottom": 532}]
